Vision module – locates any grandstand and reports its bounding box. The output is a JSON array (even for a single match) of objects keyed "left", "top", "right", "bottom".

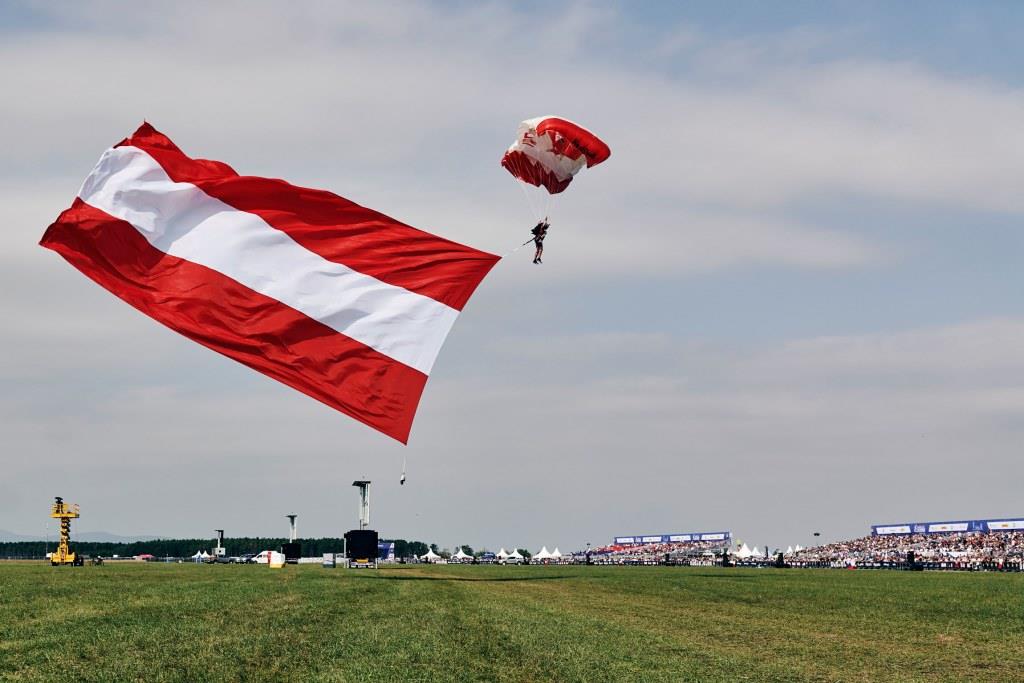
[
  {"left": 581, "top": 532, "right": 731, "bottom": 566},
  {"left": 790, "top": 517, "right": 1024, "bottom": 571},
  {"left": 562, "top": 519, "right": 1024, "bottom": 571}
]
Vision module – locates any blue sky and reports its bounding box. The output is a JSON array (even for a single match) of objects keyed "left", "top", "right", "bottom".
[{"left": 1, "top": 1, "right": 1023, "bottom": 552}]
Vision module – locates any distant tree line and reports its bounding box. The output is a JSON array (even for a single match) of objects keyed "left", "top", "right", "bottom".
[{"left": 0, "top": 537, "right": 438, "bottom": 559}]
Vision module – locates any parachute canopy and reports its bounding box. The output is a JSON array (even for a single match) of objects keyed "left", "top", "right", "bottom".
[{"left": 501, "top": 116, "right": 610, "bottom": 195}]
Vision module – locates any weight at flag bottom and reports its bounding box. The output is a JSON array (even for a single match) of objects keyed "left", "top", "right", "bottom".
[{"left": 41, "top": 124, "right": 500, "bottom": 444}]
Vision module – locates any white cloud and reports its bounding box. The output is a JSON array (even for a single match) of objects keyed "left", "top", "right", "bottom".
[
  {"left": 2, "top": 3, "right": 1023, "bottom": 549},
  {"left": 741, "top": 318, "right": 1024, "bottom": 385},
  {"left": 6, "top": 1, "right": 1022, "bottom": 282},
  {"left": 401, "top": 316, "right": 1024, "bottom": 543}
]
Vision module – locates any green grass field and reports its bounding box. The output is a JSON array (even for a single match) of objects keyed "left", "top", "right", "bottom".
[{"left": 1, "top": 563, "right": 1022, "bottom": 682}]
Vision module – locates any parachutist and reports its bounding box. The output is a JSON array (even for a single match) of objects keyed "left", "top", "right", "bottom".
[
  {"left": 531, "top": 219, "right": 549, "bottom": 264},
  {"left": 501, "top": 117, "right": 608, "bottom": 265}
]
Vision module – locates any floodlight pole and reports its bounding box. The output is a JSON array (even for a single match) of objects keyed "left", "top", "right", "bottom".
[
  {"left": 286, "top": 515, "right": 298, "bottom": 542},
  {"left": 352, "top": 481, "right": 370, "bottom": 530}
]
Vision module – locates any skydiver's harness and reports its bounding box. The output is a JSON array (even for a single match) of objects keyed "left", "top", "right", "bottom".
[
  {"left": 506, "top": 223, "right": 549, "bottom": 257},
  {"left": 518, "top": 225, "right": 547, "bottom": 248},
  {"left": 530, "top": 223, "right": 548, "bottom": 245}
]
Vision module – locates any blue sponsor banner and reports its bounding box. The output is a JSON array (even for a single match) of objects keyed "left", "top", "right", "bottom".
[
  {"left": 612, "top": 531, "right": 732, "bottom": 545},
  {"left": 377, "top": 542, "right": 395, "bottom": 560},
  {"left": 872, "top": 518, "right": 1024, "bottom": 536}
]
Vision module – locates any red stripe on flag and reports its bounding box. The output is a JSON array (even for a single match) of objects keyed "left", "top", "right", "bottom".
[
  {"left": 41, "top": 199, "right": 426, "bottom": 443},
  {"left": 116, "top": 123, "right": 499, "bottom": 311}
]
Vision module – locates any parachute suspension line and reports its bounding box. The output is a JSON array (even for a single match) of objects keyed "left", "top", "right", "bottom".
[
  {"left": 500, "top": 181, "right": 551, "bottom": 259},
  {"left": 516, "top": 179, "right": 543, "bottom": 222},
  {"left": 502, "top": 179, "right": 555, "bottom": 260},
  {"left": 515, "top": 179, "right": 531, "bottom": 217}
]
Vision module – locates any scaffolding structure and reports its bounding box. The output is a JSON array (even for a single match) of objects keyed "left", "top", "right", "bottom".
[
  {"left": 49, "top": 496, "right": 81, "bottom": 566},
  {"left": 352, "top": 481, "right": 370, "bottom": 530},
  {"left": 344, "top": 481, "right": 377, "bottom": 568}
]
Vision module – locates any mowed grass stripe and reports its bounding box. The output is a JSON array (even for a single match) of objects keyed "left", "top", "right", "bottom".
[
  {"left": 1, "top": 563, "right": 1022, "bottom": 682},
  {"left": 563, "top": 568, "right": 1021, "bottom": 679},
  {"left": 353, "top": 568, "right": 750, "bottom": 682},
  {"left": 468, "top": 568, "right": 931, "bottom": 681}
]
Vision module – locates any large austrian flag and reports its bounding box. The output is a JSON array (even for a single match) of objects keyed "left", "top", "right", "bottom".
[{"left": 41, "top": 123, "right": 499, "bottom": 443}]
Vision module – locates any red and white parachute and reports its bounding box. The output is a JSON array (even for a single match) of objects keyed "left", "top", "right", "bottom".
[{"left": 501, "top": 116, "right": 610, "bottom": 217}]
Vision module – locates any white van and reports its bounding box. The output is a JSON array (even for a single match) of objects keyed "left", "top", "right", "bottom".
[{"left": 252, "top": 550, "right": 274, "bottom": 564}]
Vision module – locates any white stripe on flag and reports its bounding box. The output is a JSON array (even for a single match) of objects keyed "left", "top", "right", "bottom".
[{"left": 78, "top": 146, "right": 458, "bottom": 375}]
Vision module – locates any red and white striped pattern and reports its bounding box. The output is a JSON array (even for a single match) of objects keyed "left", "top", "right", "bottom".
[
  {"left": 41, "top": 124, "right": 499, "bottom": 443},
  {"left": 501, "top": 116, "right": 611, "bottom": 194}
]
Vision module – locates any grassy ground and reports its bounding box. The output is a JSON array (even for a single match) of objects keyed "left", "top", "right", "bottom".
[{"left": 1, "top": 563, "right": 1022, "bottom": 682}]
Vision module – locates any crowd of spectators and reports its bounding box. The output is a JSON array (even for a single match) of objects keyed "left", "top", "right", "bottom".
[
  {"left": 562, "top": 530, "right": 1024, "bottom": 571},
  {"left": 790, "top": 530, "right": 1024, "bottom": 570},
  {"left": 574, "top": 539, "right": 729, "bottom": 565}
]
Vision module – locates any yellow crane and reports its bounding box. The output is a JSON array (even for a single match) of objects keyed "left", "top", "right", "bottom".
[{"left": 50, "top": 496, "right": 82, "bottom": 566}]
